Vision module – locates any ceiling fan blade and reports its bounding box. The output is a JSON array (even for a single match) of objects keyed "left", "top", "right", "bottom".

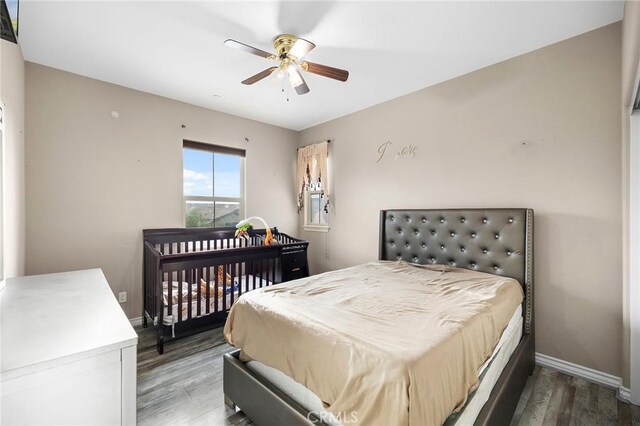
[
  {"left": 224, "top": 39, "right": 274, "bottom": 59},
  {"left": 288, "top": 37, "right": 316, "bottom": 60},
  {"left": 242, "top": 67, "right": 278, "bottom": 85},
  {"left": 288, "top": 66, "right": 310, "bottom": 95},
  {"left": 302, "top": 61, "right": 349, "bottom": 82}
]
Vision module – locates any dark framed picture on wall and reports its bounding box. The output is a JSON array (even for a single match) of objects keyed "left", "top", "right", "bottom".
[{"left": 1, "top": 0, "right": 17, "bottom": 43}]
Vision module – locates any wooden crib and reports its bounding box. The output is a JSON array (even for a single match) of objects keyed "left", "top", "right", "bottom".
[{"left": 143, "top": 227, "right": 308, "bottom": 354}]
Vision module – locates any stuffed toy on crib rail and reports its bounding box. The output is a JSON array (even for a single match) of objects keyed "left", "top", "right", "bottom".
[{"left": 235, "top": 216, "right": 278, "bottom": 246}]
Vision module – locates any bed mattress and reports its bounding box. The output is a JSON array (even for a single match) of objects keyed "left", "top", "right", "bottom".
[
  {"left": 244, "top": 305, "right": 523, "bottom": 426},
  {"left": 225, "top": 261, "right": 524, "bottom": 425}
]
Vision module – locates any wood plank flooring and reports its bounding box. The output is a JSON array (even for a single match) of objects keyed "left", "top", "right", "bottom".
[
  {"left": 136, "top": 325, "right": 248, "bottom": 426},
  {"left": 136, "top": 325, "right": 640, "bottom": 425},
  {"left": 511, "top": 366, "right": 640, "bottom": 426}
]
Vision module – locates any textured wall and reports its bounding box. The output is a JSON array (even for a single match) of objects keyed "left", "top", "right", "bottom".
[
  {"left": 299, "top": 24, "right": 623, "bottom": 377},
  {"left": 25, "top": 63, "right": 298, "bottom": 318}
]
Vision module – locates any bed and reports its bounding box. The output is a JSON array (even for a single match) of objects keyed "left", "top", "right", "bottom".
[
  {"left": 223, "top": 208, "right": 534, "bottom": 425},
  {"left": 143, "top": 227, "right": 309, "bottom": 354}
]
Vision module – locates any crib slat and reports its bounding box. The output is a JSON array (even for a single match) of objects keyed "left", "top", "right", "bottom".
[
  {"left": 167, "top": 271, "right": 172, "bottom": 324},
  {"left": 196, "top": 267, "right": 201, "bottom": 317},
  {"left": 257, "top": 260, "right": 262, "bottom": 289},
  {"left": 238, "top": 262, "right": 243, "bottom": 298},
  {"left": 271, "top": 258, "right": 276, "bottom": 285},
  {"left": 178, "top": 270, "right": 183, "bottom": 322},
  {"left": 214, "top": 265, "right": 219, "bottom": 313},
  {"left": 220, "top": 265, "right": 225, "bottom": 312},
  {"left": 222, "top": 265, "right": 233, "bottom": 311},
  {"left": 205, "top": 266, "right": 211, "bottom": 314},
  {"left": 263, "top": 259, "right": 267, "bottom": 287},
  {"left": 230, "top": 264, "right": 236, "bottom": 306},
  {"left": 244, "top": 262, "right": 249, "bottom": 295},
  {"left": 187, "top": 269, "right": 192, "bottom": 320},
  {"left": 265, "top": 259, "right": 270, "bottom": 287},
  {"left": 252, "top": 261, "right": 257, "bottom": 290}
]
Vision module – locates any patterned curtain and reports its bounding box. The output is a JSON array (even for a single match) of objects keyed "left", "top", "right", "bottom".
[{"left": 296, "top": 141, "right": 329, "bottom": 213}]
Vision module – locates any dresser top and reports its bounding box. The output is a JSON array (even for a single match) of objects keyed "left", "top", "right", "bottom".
[{"left": 1, "top": 269, "right": 138, "bottom": 380}]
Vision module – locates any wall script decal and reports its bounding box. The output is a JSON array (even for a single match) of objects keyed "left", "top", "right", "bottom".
[{"left": 376, "top": 141, "right": 418, "bottom": 163}]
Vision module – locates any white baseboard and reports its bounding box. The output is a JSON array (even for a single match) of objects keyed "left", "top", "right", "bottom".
[
  {"left": 129, "top": 316, "right": 143, "bottom": 327},
  {"left": 535, "top": 352, "right": 631, "bottom": 403},
  {"left": 619, "top": 386, "right": 632, "bottom": 403}
]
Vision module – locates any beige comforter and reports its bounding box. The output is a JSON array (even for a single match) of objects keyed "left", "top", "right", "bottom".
[{"left": 224, "top": 261, "right": 523, "bottom": 426}]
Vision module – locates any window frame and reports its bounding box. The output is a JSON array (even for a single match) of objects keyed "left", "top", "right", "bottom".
[
  {"left": 182, "top": 140, "right": 246, "bottom": 228},
  {"left": 303, "top": 189, "right": 329, "bottom": 232}
]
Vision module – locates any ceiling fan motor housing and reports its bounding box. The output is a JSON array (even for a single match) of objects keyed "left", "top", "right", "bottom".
[{"left": 273, "top": 34, "right": 299, "bottom": 59}]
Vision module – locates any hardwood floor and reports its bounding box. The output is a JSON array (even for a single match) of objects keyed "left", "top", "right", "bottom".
[
  {"left": 136, "top": 325, "right": 640, "bottom": 425},
  {"left": 136, "top": 325, "right": 248, "bottom": 426},
  {"left": 511, "top": 366, "right": 640, "bottom": 426}
]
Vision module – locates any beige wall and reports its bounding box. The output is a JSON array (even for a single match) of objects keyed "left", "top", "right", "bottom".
[
  {"left": 0, "top": 39, "right": 26, "bottom": 278},
  {"left": 621, "top": 0, "right": 640, "bottom": 388},
  {"left": 299, "top": 24, "right": 623, "bottom": 377},
  {"left": 25, "top": 63, "right": 298, "bottom": 318},
  {"left": 623, "top": 1, "right": 640, "bottom": 110}
]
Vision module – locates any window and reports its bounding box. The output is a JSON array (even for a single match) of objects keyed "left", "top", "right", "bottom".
[
  {"left": 297, "top": 141, "right": 330, "bottom": 232},
  {"left": 304, "top": 189, "right": 328, "bottom": 231},
  {"left": 183, "top": 141, "right": 245, "bottom": 228}
]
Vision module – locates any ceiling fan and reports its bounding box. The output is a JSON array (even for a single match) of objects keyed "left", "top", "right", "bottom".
[{"left": 224, "top": 34, "right": 349, "bottom": 96}]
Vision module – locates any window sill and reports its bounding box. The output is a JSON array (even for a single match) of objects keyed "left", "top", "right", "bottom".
[{"left": 304, "top": 225, "right": 330, "bottom": 233}]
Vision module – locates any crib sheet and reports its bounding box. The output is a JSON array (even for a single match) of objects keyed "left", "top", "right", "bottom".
[{"left": 162, "top": 275, "right": 271, "bottom": 321}]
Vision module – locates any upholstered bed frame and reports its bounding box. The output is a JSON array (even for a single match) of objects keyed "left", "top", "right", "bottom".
[{"left": 223, "top": 208, "right": 534, "bottom": 425}]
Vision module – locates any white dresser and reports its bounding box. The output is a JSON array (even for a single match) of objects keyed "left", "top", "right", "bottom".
[{"left": 0, "top": 269, "right": 137, "bottom": 425}]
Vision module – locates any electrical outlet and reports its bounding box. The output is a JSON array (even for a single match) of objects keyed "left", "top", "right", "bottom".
[{"left": 119, "top": 292, "right": 127, "bottom": 303}]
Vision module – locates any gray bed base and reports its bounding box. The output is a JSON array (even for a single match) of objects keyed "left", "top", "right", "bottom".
[
  {"left": 223, "top": 208, "right": 534, "bottom": 425},
  {"left": 223, "top": 333, "right": 534, "bottom": 425}
]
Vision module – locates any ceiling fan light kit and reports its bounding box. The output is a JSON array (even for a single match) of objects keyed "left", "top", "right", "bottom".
[{"left": 224, "top": 34, "right": 349, "bottom": 97}]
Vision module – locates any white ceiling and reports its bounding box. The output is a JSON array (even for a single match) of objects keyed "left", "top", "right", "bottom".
[{"left": 18, "top": 1, "right": 623, "bottom": 131}]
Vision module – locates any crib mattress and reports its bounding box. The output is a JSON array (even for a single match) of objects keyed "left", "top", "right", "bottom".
[{"left": 161, "top": 275, "right": 271, "bottom": 322}]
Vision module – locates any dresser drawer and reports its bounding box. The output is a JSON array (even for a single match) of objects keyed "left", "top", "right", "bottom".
[
  {"left": 281, "top": 251, "right": 308, "bottom": 281},
  {"left": 282, "top": 251, "right": 307, "bottom": 270},
  {"left": 283, "top": 267, "right": 307, "bottom": 281}
]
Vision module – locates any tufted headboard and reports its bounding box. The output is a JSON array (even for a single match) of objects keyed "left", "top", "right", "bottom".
[{"left": 379, "top": 208, "right": 534, "bottom": 334}]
